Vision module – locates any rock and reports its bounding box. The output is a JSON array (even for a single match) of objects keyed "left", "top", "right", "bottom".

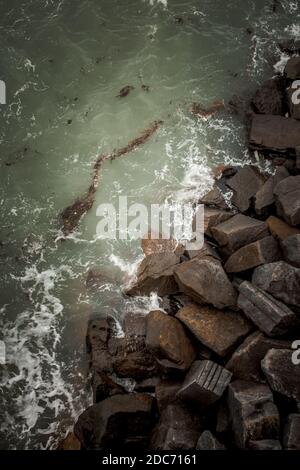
[
  {"left": 150, "top": 404, "right": 201, "bottom": 450},
  {"left": 155, "top": 380, "right": 182, "bottom": 412},
  {"left": 238, "top": 281, "right": 299, "bottom": 336},
  {"left": 203, "top": 207, "right": 233, "bottom": 237},
  {"left": 283, "top": 414, "right": 300, "bottom": 450},
  {"left": 255, "top": 166, "right": 290, "bottom": 216},
  {"left": 285, "top": 57, "right": 300, "bottom": 80},
  {"left": 211, "top": 214, "right": 269, "bottom": 255},
  {"left": 177, "top": 360, "right": 232, "bottom": 406},
  {"left": 281, "top": 234, "right": 300, "bottom": 268},
  {"left": 174, "top": 257, "right": 237, "bottom": 309},
  {"left": 216, "top": 403, "right": 230, "bottom": 435},
  {"left": 185, "top": 241, "right": 220, "bottom": 261},
  {"left": 248, "top": 440, "right": 282, "bottom": 450},
  {"left": 252, "top": 261, "right": 300, "bottom": 308},
  {"left": 224, "top": 236, "right": 280, "bottom": 273},
  {"left": 274, "top": 176, "right": 300, "bottom": 226},
  {"left": 92, "top": 371, "right": 125, "bottom": 403},
  {"left": 145, "top": 310, "right": 197, "bottom": 372},
  {"left": 252, "top": 79, "right": 285, "bottom": 116},
  {"left": 87, "top": 316, "right": 117, "bottom": 374},
  {"left": 175, "top": 303, "right": 252, "bottom": 357},
  {"left": 267, "top": 215, "right": 300, "bottom": 241},
  {"left": 227, "top": 380, "right": 280, "bottom": 448},
  {"left": 134, "top": 377, "right": 160, "bottom": 393},
  {"left": 196, "top": 431, "right": 226, "bottom": 450},
  {"left": 58, "top": 432, "right": 81, "bottom": 450},
  {"left": 141, "top": 233, "right": 184, "bottom": 256},
  {"left": 74, "top": 393, "right": 154, "bottom": 449},
  {"left": 261, "top": 349, "right": 300, "bottom": 408},
  {"left": 226, "top": 166, "right": 266, "bottom": 212},
  {"left": 226, "top": 331, "right": 290, "bottom": 383},
  {"left": 199, "top": 186, "right": 228, "bottom": 210},
  {"left": 126, "top": 252, "right": 180, "bottom": 296},
  {"left": 287, "top": 85, "right": 300, "bottom": 120},
  {"left": 249, "top": 115, "right": 300, "bottom": 152}
]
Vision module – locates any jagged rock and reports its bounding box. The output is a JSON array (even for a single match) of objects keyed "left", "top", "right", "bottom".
[
  {"left": 274, "top": 176, "right": 300, "bottom": 226},
  {"left": 58, "top": 432, "right": 81, "bottom": 450},
  {"left": 174, "top": 257, "right": 237, "bottom": 309},
  {"left": 283, "top": 414, "right": 300, "bottom": 450},
  {"left": 255, "top": 166, "right": 290, "bottom": 216},
  {"left": 252, "top": 79, "right": 285, "bottom": 116},
  {"left": 248, "top": 440, "right": 282, "bottom": 450},
  {"left": 226, "top": 331, "right": 289, "bottom": 383},
  {"left": 252, "top": 261, "right": 300, "bottom": 308},
  {"left": 141, "top": 233, "right": 184, "bottom": 256},
  {"left": 203, "top": 207, "right": 233, "bottom": 237},
  {"left": 87, "top": 316, "right": 117, "bottom": 374},
  {"left": 150, "top": 404, "right": 201, "bottom": 450},
  {"left": 227, "top": 380, "right": 280, "bottom": 448},
  {"left": 281, "top": 234, "right": 300, "bottom": 268},
  {"left": 185, "top": 241, "right": 220, "bottom": 261},
  {"left": 199, "top": 186, "right": 228, "bottom": 210},
  {"left": 196, "top": 431, "right": 226, "bottom": 450},
  {"left": 249, "top": 115, "right": 300, "bottom": 152},
  {"left": 285, "top": 57, "right": 300, "bottom": 80},
  {"left": 155, "top": 380, "right": 182, "bottom": 412},
  {"left": 74, "top": 394, "right": 154, "bottom": 449},
  {"left": 211, "top": 214, "right": 269, "bottom": 255},
  {"left": 175, "top": 303, "right": 252, "bottom": 357},
  {"left": 145, "top": 310, "right": 196, "bottom": 372},
  {"left": 267, "top": 215, "right": 300, "bottom": 241},
  {"left": 261, "top": 349, "right": 300, "bottom": 408},
  {"left": 92, "top": 371, "right": 125, "bottom": 403},
  {"left": 224, "top": 236, "right": 280, "bottom": 273},
  {"left": 177, "top": 360, "right": 232, "bottom": 406},
  {"left": 238, "top": 281, "right": 298, "bottom": 336},
  {"left": 126, "top": 252, "right": 180, "bottom": 296},
  {"left": 226, "top": 166, "right": 266, "bottom": 212}
]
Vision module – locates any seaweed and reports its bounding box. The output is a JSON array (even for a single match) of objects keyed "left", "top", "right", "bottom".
[
  {"left": 116, "top": 85, "right": 134, "bottom": 98},
  {"left": 61, "top": 120, "right": 163, "bottom": 235}
]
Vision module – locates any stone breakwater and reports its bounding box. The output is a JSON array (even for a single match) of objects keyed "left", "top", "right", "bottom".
[{"left": 63, "top": 55, "right": 300, "bottom": 451}]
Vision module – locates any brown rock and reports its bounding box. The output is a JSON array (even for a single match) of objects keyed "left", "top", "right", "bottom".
[
  {"left": 203, "top": 207, "right": 233, "bottom": 237},
  {"left": 226, "top": 166, "right": 266, "bottom": 212},
  {"left": 281, "top": 234, "right": 300, "bottom": 268},
  {"left": 274, "top": 175, "right": 300, "bottom": 226},
  {"left": 252, "top": 78, "right": 285, "bottom": 116},
  {"left": 176, "top": 303, "right": 252, "bottom": 357},
  {"left": 285, "top": 57, "right": 300, "bottom": 80},
  {"left": 283, "top": 414, "right": 300, "bottom": 450},
  {"left": 92, "top": 371, "right": 125, "bottom": 403},
  {"left": 87, "top": 316, "right": 116, "bottom": 374},
  {"left": 266, "top": 215, "right": 300, "bottom": 241},
  {"left": 185, "top": 241, "right": 220, "bottom": 261},
  {"left": 248, "top": 440, "right": 282, "bottom": 450},
  {"left": 58, "top": 432, "right": 81, "bottom": 450},
  {"left": 196, "top": 431, "right": 226, "bottom": 450},
  {"left": 155, "top": 380, "right": 182, "bottom": 412},
  {"left": 199, "top": 185, "right": 229, "bottom": 210},
  {"left": 141, "top": 232, "right": 184, "bottom": 256},
  {"left": 255, "top": 166, "right": 290, "bottom": 216},
  {"left": 249, "top": 115, "right": 300, "bottom": 152}
]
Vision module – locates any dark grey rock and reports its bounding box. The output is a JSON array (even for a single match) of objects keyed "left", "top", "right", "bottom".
[
  {"left": 196, "top": 431, "right": 226, "bottom": 450},
  {"left": 226, "top": 166, "right": 266, "bottom": 212},
  {"left": 249, "top": 115, "right": 300, "bottom": 152},
  {"left": 92, "top": 371, "right": 125, "bottom": 403},
  {"left": 155, "top": 380, "right": 182, "bottom": 412},
  {"left": 177, "top": 360, "right": 232, "bottom": 406},
  {"left": 238, "top": 281, "right": 298, "bottom": 336},
  {"left": 252, "top": 79, "right": 285, "bottom": 116},
  {"left": 281, "top": 234, "right": 300, "bottom": 268},
  {"left": 227, "top": 380, "right": 280, "bottom": 448},
  {"left": 87, "top": 316, "right": 117, "bottom": 374},
  {"left": 285, "top": 57, "right": 300, "bottom": 80},
  {"left": 248, "top": 440, "right": 282, "bottom": 450},
  {"left": 274, "top": 176, "right": 300, "bottom": 226},
  {"left": 283, "top": 414, "right": 300, "bottom": 450},
  {"left": 255, "top": 166, "right": 290, "bottom": 216}
]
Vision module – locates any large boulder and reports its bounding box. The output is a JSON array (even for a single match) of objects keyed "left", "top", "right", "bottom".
[
  {"left": 285, "top": 57, "right": 300, "bottom": 80},
  {"left": 238, "top": 281, "right": 298, "bottom": 336},
  {"left": 255, "top": 166, "right": 290, "bottom": 216},
  {"left": 176, "top": 303, "right": 252, "bottom": 357},
  {"left": 266, "top": 215, "right": 300, "bottom": 241},
  {"left": 226, "top": 166, "right": 266, "bottom": 213},
  {"left": 261, "top": 349, "right": 300, "bottom": 408},
  {"left": 227, "top": 380, "right": 280, "bottom": 448},
  {"left": 211, "top": 214, "right": 269, "bottom": 255},
  {"left": 126, "top": 252, "right": 180, "bottom": 296},
  {"left": 252, "top": 78, "right": 285, "bottom": 116},
  {"left": 226, "top": 331, "right": 290, "bottom": 383},
  {"left": 145, "top": 310, "right": 197, "bottom": 372},
  {"left": 281, "top": 234, "right": 300, "bottom": 268},
  {"left": 174, "top": 257, "right": 237, "bottom": 309},
  {"left": 252, "top": 261, "right": 300, "bottom": 308},
  {"left": 196, "top": 431, "right": 226, "bottom": 450},
  {"left": 177, "top": 360, "right": 232, "bottom": 406},
  {"left": 274, "top": 176, "right": 300, "bottom": 226},
  {"left": 203, "top": 207, "right": 233, "bottom": 237},
  {"left": 283, "top": 414, "right": 300, "bottom": 450},
  {"left": 249, "top": 115, "right": 300, "bottom": 152},
  {"left": 74, "top": 394, "right": 154, "bottom": 449},
  {"left": 224, "top": 236, "right": 280, "bottom": 273}
]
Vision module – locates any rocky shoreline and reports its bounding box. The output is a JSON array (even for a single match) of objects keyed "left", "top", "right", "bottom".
[{"left": 63, "top": 55, "right": 300, "bottom": 450}]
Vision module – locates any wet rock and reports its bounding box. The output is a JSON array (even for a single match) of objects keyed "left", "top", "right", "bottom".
[
  {"left": 252, "top": 261, "right": 300, "bottom": 308},
  {"left": 150, "top": 404, "right": 201, "bottom": 450},
  {"left": 58, "top": 432, "right": 81, "bottom": 450},
  {"left": 74, "top": 393, "right": 154, "bottom": 449},
  {"left": 203, "top": 207, "right": 233, "bottom": 237},
  {"left": 266, "top": 215, "right": 300, "bottom": 241},
  {"left": 249, "top": 115, "right": 300, "bottom": 152},
  {"left": 238, "top": 281, "right": 298, "bottom": 336},
  {"left": 252, "top": 78, "right": 285, "bottom": 116},
  {"left": 174, "top": 257, "right": 237, "bottom": 309},
  {"left": 226, "top": 331, "right": 290, "bottom": 383},
  {"left": 255, "top": 166, "right": 290, "bottom": 216},
  {"left": 199, "top": 185, "right": 229, "bottom": 210},
  {"left": 176, "top": 303, "right": 252, "bottom": 357},
  {"left": 274, "top": 176, "right": 300, "bottom": 226},
  {"left": 196, "top": 431, "right": 226, "bottom": 450},
  {"left": 283, "top": 414, "right": 300, "bottom": 450},
  {"left": 226, "top": 166, "right": 266, "bottom": 212},
  {"left": 155, "top": 380, "right": 182, "bottom": 412},
  {"left": 185, "top": 241, "right": 220, "bottom": 261},
  {"left": 145, "top": 310, "right": 197, "bottom": 372},
  {"left": 87, "top": 316, "right": 117, "bottom": 373},
  {"left": 285, "top": 57, "right": 300, "bottom": 80},
  {"left": 261, "top": 349, "right": 300, "bottom": 408},
  {"left": 227, "top": 380, "right": 280, "bottom": 448},
  {"left": 126, "top": 252, "right": 180, "bottom": 296},
  {"left": 248, "top": 440, "right": 282, "bottom": 450},
  {"left": 177, "top": 360, "right": 232, "bottom": 406},
  {"left": 141, "top": 233, "right": 184, "bottom": 256},
  {"left": 281, "top": 234, "right": 300, "bottom": 268},
  {"left": 92, "top": 371, "right": 125, "bottom": 403},
  {"left": 211, "top": 214, "right": 269, "bottom": 255},
  {"left": 224, "top": 236, "right": 280, "bottom": 273}
]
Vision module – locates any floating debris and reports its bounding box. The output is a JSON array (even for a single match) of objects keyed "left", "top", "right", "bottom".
[{"left": 116, "top": 85, "right": 134, "bottom": 98}]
